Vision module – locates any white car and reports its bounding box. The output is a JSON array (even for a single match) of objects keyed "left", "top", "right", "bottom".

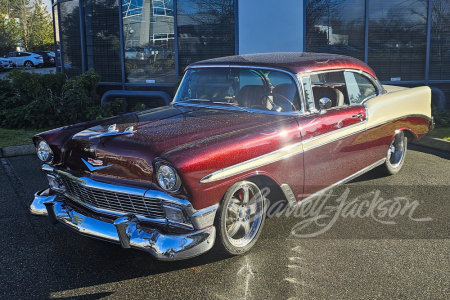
[
  {"left": 6, "top": 51, "right": 44, "bottom": 68},
  {"left": 0, "top": 57, "right": 16, "bottom": 71}
]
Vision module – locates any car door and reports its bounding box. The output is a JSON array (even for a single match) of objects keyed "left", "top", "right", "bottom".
[
  {"left": 16, "top": 52, "right": 26, "bottom": 65},
  {"left": 343, "top": 70, "right": 384, "bottom": 166},
  {"left": 7, "top": 52, "right": 18, "bottom": 64},
  {"left": 297, "top": 71, "right": 368, "bottom": 198}
]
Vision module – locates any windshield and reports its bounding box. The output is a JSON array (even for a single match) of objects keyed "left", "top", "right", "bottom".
[{"left": 173, "top": 67, "right": 301, "bottom": 113}]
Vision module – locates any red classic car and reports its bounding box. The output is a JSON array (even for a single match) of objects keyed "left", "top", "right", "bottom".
[{"left": 30, "top": 53, "right": 433, "bottom": 260}]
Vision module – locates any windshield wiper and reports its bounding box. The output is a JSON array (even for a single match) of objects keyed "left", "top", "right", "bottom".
[
  {"left": 176, "top": 98, "right": 252, "bottom": 113},
  {"left": 211, "top": 101, "right": 252, "bottom": 113},
  {"left": 179, "top": 98, "right": 211, "bottom": 102}
]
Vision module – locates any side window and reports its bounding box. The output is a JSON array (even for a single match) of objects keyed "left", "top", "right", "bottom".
[
  {"left": 344, "top": 71, "right": 378, "bottom": 104},
  {"left": 22, "top": 53, "right": 31, "bottom": 56},
  {"left": 310, "top": 71, "right": 348, "bottom": 110},
  {"left": 301, "top": 76, "right": 315, "bottom": 111}
]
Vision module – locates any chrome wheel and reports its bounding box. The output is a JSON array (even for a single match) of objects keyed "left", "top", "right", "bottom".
[
  {"left": 24, "top": 61, "right": 33, "bottom": 68},
  {"left": 225, "top": 182, "right": 264, "bottom": 247},
  {"left": 387, "top": 131, "right": 406, "bottom": 168}
]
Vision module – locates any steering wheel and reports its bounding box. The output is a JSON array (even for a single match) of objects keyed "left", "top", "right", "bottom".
[{"left": 261, "top": 93, "right": 297, "bottom": 112}]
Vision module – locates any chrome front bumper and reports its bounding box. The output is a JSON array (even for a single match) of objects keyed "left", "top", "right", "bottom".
[{"left": 30, "top": 189, "right": 216, "bottom": 260}]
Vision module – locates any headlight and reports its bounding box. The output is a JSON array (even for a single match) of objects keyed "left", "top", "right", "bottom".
[
  {"left": 36, "top": 140, "right": 54, "bottom": 162},
  {"left": 156, "top": 164, "right": 181, "bottom": 192}
]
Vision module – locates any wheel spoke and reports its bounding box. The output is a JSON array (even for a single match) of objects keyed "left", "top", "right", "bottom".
[
  {"left": 242, "top": 220, "right": 251, "bottom": 235},
  {"left": 248, "top": 203, "right": 257, "bottom": 215},
  {"left": 242, "top": 186, "right": 250, "bottom": 206},
  {"left": 227, "top": 221, "right": 241, "bottom": 237},
  {"left": 228, "top": 203, "right": 240, "bottom": 216}
]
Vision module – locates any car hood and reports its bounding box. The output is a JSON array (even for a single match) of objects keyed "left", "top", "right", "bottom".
[{"left": 62, "top": 105, "right": 294, "bottom": 186}]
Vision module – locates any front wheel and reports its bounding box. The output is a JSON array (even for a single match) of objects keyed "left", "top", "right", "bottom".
[
  {"left": 381, "top": 131, "right": 407, "bottom": 175},
  {"left": 214, "top": 181, "right": 266, "bottom": 255}
]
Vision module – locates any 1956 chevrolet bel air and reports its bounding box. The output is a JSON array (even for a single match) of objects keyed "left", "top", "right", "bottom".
[{"left": 30, "top": 53, "right": 433, "bottom": 260}]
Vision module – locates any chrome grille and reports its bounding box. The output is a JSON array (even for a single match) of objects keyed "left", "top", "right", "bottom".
[{"left": 59, "top": 176, "right": 165, "bottom": 219}]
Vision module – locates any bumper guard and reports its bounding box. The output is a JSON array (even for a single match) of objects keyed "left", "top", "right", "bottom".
[{"left": 30, "top": 189, "right": 216, "bottom": 260}]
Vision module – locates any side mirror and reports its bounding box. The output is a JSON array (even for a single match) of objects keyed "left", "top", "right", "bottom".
[{"left": 319, "top": 97, "right": 332, "bottom": 112}]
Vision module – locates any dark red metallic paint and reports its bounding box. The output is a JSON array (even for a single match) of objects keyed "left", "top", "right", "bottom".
[
  {"left": 189, "top": 52, "right": 378, "bottom": 79},
  {"left": 33, "top": 53, "right": 431, "bottom": 215}
]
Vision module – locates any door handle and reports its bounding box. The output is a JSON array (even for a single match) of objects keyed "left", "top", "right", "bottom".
[{"left": 352, "top": 113, "right": 364, "bottom": 118}]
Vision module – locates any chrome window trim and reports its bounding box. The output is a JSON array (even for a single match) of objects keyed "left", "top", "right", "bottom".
[
  {"left": 297, "top": 68, "right": 385, "bottom": 112},
  {"left": 178, "top": 65, "right": 306, "bottom": 114}
]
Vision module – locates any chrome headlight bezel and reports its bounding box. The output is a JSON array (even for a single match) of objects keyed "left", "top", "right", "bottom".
[
  {"left": 156, "top": 163, "right": 181, "bottom": 192},
  {"left": 45, "top": 173, "right": 66, "bottom": 193},
  {"left": 36, "top": 140, "right": 54, "bottom": 163}
]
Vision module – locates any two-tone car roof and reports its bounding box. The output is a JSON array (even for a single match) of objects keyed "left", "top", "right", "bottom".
[{"left": 188, "top": 52, "right": 377, "bottom": 79}]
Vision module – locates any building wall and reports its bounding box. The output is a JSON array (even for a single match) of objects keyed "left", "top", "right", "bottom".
[{"left": 238, "top": 0, "right": 304, "bottom": 54}]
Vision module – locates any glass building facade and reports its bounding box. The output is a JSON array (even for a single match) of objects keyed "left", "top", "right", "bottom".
[{"left": 52, "top": 0, "right": 449, "bottom": 108}]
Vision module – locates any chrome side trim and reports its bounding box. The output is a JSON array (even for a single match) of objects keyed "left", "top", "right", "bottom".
[
  {"left": 301, "top": 121, "right": 367, "bottom": 152},
  {"left": 200, "top": 142, "right": 304, "bottom": 183},
  {"left": 365, "top": 114, "right": 432, "bottom": 131},
  {"left": 199, "top": 113, "right": 429, "bottom": 184},
  {"left": 300, "top": 158, "right": 387, "bottom": 203}
]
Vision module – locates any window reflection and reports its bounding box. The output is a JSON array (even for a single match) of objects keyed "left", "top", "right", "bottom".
[
  {"left": 306, "top": 0, "right": 365, "bottom": 61},
  {"left": 177, "top": 0, "right": 235, "bottom": 74},
  {"left": 59, "top": 1, "right": 82, "bottom": 78},
  {"left": 53, "top": 6, "right": 62, "bottom": 72},
  {"left": 368, "top": 0, "right": 427, "bottom": 81},
  {"left": 430, "top": 0, "right": 450, "bottom": 80},
  {"left": 84, "top": 0, "right": 122, "bottom": 82},
  {"left": 122, "top": 0, "right": 176, "bottom": 83}
]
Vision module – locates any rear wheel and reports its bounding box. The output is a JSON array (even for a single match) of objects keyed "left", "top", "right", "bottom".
[
  {"left": 24, "top": 60, "right": 34, "bottom": 68},
  {"left": 215, "top": 181, "right": 266, "bottom": 255},
  {"left": 382, "top": 131, "right": 407, "bottom": 175}
]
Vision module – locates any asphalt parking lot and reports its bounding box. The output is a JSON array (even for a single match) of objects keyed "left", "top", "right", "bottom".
[{"left": 1, "top": 144, "right": 449, "bottom": 299}]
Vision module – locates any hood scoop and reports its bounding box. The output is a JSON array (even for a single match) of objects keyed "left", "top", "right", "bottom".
[{"left": 89, "top": 124, "right": 136, "bottom": 140}]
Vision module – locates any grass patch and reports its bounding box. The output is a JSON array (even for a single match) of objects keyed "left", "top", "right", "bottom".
[
  {"left": 0, "top": 128, "right": 45, "bottom": 148},
  {"left": 428, "top": 127, "right": 450, "bottom": 141}
]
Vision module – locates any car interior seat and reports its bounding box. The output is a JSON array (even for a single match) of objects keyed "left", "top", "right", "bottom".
[{"left": 235, "top": 85, "right": 269, "bottom": 108}]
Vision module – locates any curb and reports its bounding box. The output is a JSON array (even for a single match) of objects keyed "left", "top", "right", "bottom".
[
  {"left": 411, "top": 136, "right": 450, "bottom": 152},
  {"left": 0, "top": 144, "right": 35, "bottom": 158}
]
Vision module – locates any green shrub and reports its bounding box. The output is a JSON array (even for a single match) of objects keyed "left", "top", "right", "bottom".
[
  {"left": 432, "top": 105, "right": 450, "bottom": 128},
  {"left": 131, "top": 102, "right": 146, "bottom": 112},
  {"left": 0, "top": 70, "right": 124, "bottom": 129}
]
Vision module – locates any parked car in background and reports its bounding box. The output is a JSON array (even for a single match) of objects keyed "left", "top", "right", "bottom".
[
  {"left": 5, "top": 51, "right": 44, "bottom": 68},
  {"left": 0, "top": 57, "right": 16, "bottom": 71},
  {"left": 31, "top": 51, "right": 56, "bottom": 67},
  {"left": 30, "top": 53, "right": 433, "bottom": 260}
]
